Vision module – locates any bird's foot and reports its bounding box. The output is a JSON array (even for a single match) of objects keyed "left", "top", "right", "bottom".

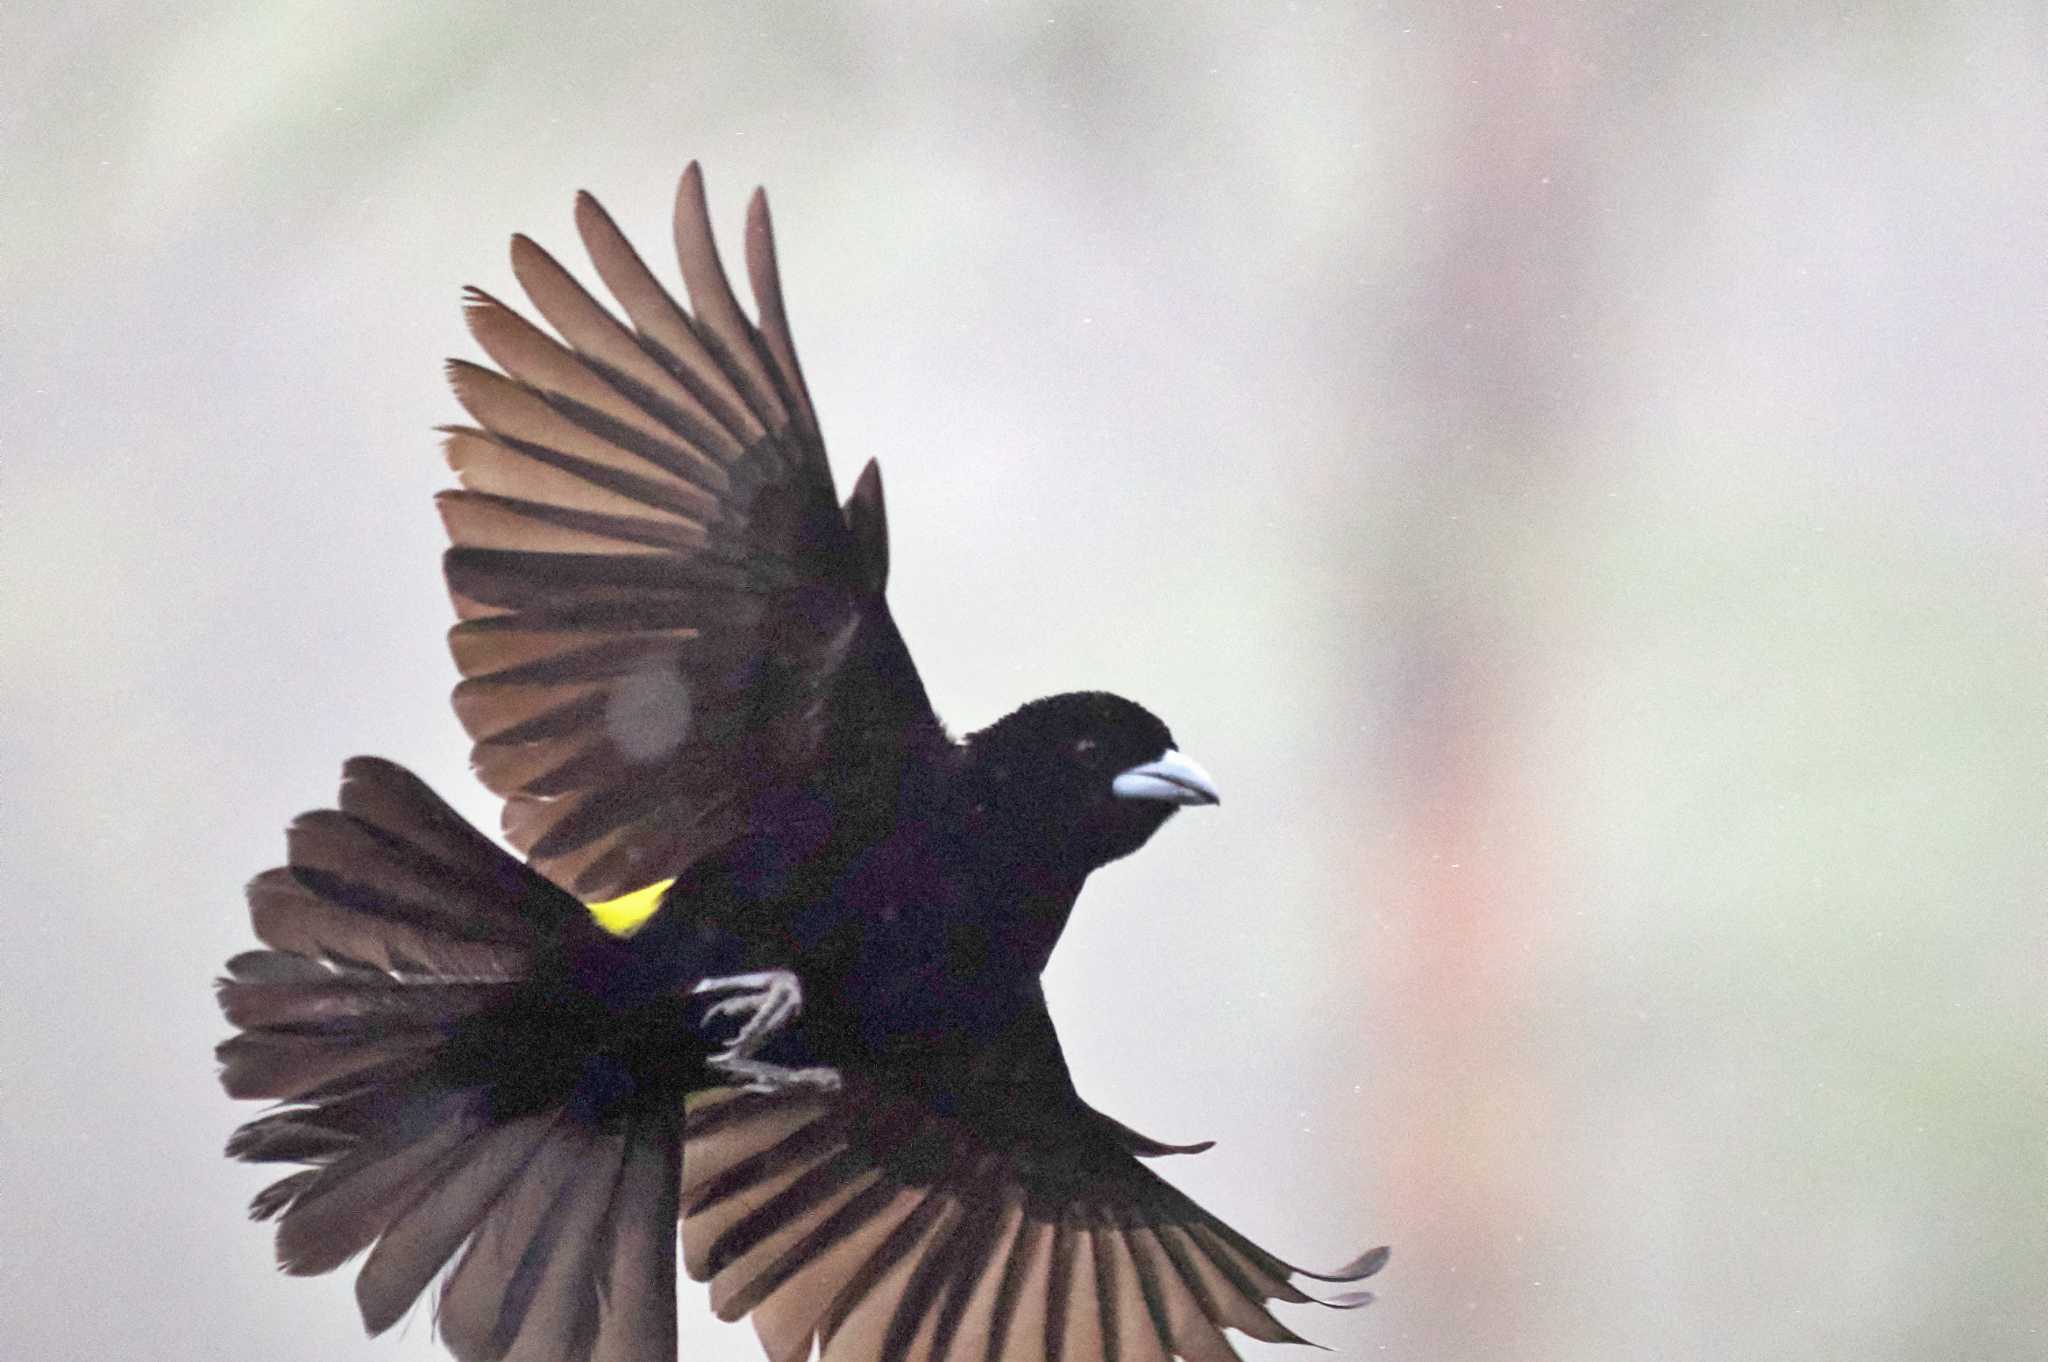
[
  {"left": 691, "top": 969, "right": 840, "bottom": 1093},
  {"left": 707, "top": 1054, "right": 844, "bottom": 1095},
  {"left": 692, "top": 968, "right": 805, "bottom": 1050}
]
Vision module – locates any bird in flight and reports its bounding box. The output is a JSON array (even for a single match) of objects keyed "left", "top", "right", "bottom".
[{"left": 217, "top": 163, "right": 1384, "bottom": 1362}]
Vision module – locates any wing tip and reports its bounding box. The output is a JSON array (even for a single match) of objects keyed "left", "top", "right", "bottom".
[
  {"left": 844, "top": 459, "right": 888, "bottom": 593},
  {"left": 458, "top": 286, "right": 506, "bottom": 337},
  {"left": 442, "top": 356, "right": 488, "bottom": 393},
  {"left": 1288, "top": 1244, "right": 1389, "bottom": 1312},
  {"left": 337, "top": 754, "right": 409, "bottom": 789},
  {"left": 1296, "top": 1244, "right": 1390, "bottom": 1285},
  {"left": 676, "top": 162, "right": 709, "bottom": 228},
  {"left": 572, "top": 188, "right": 615, "bottom": 240},
  {"left": 507, "top": 231, "right": 569, "bottom": 289}
]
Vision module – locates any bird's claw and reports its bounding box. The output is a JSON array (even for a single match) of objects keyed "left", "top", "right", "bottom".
[
  {"left": 692, "top": 969, "right": 804, "bottom": 1049},
  {"left": 701, "top": 993, "right": 767, "bottom": 1026},
  {"left": 709, "top": 1054, "right": 844, "bottom": 1095}
]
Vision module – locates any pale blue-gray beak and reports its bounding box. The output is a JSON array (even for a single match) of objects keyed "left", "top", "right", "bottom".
[{"left": 1111, "top": 749, "right": 1220, "bottom": 806}]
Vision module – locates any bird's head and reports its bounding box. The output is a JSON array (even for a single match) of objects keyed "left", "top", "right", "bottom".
[{"left": 962, "top": 691, "right": 1219, "bottom": 873}]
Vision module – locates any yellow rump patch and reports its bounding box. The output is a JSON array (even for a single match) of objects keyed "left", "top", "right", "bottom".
[{"left": 586, "top": 878, "right": 675, "bottom": 938}]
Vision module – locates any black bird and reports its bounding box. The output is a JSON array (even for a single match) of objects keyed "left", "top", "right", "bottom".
[{"left": 218, "top": 164, "right": 1385, "bottom": 1362}]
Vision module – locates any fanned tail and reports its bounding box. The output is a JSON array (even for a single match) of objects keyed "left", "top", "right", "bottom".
[{"left": 218, "top": 757, "right": 684, "bottom": 1362}]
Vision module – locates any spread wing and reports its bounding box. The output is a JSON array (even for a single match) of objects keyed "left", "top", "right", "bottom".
[
  {"left": 439, "top": 164, "right": 934, "bottom": 901},
  {"left": 679, "top": 1002, "right": 1385, "bottom": 1362}
]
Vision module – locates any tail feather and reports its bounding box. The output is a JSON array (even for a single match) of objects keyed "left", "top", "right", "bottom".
[
  {"left": 225, "top": 1112, "right": 356, "bottom": 1166},
  {"left": 216, "top": 1028, "right": 439, "bottom": 1104},
  {"left": 437, "top": 1120, "right": 614, "bottom": 1360},
  {"left": 334, "top": 756, "right": 540, "bottom": 880},
  {"left": 355, "top": 1110, "right": 561, "bottom": 1334},
  {"left": 285, "top": 810, "right": 537, "bottom": 947},
  {"left": 219, "top": 757, "right": 688, "bottom": 1362},
  {"left": 247, "top": 866, "right": 524, "bottom": 980},
  {"left": 497, "top": 1129, "right": 626, "bottom": 1362},
  {"left": 274, "top": 1089, "right": 479, "bottom": 1276},
  {"left": 591, "top": 1109, "right": 683, "bottom": 1362},
  {"left": 220, "top": 967, "right": 509, "bottom": 1036},
  {"left": 249, "top": 1169, "right": 319, "bottom": 1222}
]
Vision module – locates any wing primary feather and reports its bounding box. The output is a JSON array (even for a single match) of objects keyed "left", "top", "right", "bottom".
[
  {"left": 1157, "top": 1175, "right": 1375, "bottom": 1295},
  {"left": 1186, "top": 1219, "right": 1313, "bottom": 1305},
  {"left": 717, "top": 1176, "right": 888, "bottom": 1357},
  {"left": 573, "top": 188, "right": 765, "bottom": 447},
  {"left": 463, "top": 286, "right": 735, "bottom": 483},
  {"left": 815, "top": 1185, "right": 952, "bottom": 1350},
  {"left": 742, "top": 187, "right": 820, "bottom": 441},
  {"left": 1104, "top": 1235, "right": 1174, "bottom": 1362},
  {"left": 704, "top": 1146, "right": 867, "bottom": 1280},
  {"left": 709, "top": 1170, "right": 894, "bottom": 1328},
  {"left": 507, "top": 233, "right": 753, "bottom": 465},
  {"left": 1154, "top": 1223, "right": 1309, "bottom": 1347},
  {"left": 819, "top": 1198, "right": 966, "bottom": 1362},
  {"left": 919, "top": 1192, "right": 1014, "bottom": 1362},
  {"left": 683, "top": 1113, "right": 842, "bottom": 1217},
  {"left": 442, "top": 420, "right": 724, "bottom": 531},
  {"left": 217, "top": 972, "right": 503, "bottom": 1035},
  {"left": 984, "top": 1212, "right": 1049, "bottom": 1362},
  {"left": 1280, "top": 1243, "right": 1386, "bottom": 1310},
  {"left": 1056, "top": 1225, "right": 1107, "bottom": 1362},
  {"left": 1126, "top": 1227, "right": 1237, "bottom": 1362},
  {"left": 877, "top": 1170, "right": 989, "bottom": 1361},
  {"left": 1089, "top": 1210, "right": 1125, "bottom": 1362},
  {"left": 1296, "top": 1244, "right": 1392, "bottom": 1284},
  {"left": 1042, "top": 1214, "right": 1077, "bottom": 1362},
  {"left": 444, "top": 361, "right": 728, "bottom": 513},
  {"left": 448, "top": 633, "right": 705, "bottom": 701},
  {"left": 246, "top": 879, "right": 526, "bottom": 980},
  {"left": 438, "top": 489, "right": 697, "bottom": 557},
  {"left": 671, "top": 163, "right": 791, "bottom": 431},
  {"left": 679, "top": 1093, "right": 838, "bottom": 1208},
  {"left": 1137, "top": 1169, "right": 1312, "bottom": 1304}
]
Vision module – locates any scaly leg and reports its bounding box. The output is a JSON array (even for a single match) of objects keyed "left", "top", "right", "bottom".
[{"left": 690, "top": 969, "right": 841, "bottom": 1093}]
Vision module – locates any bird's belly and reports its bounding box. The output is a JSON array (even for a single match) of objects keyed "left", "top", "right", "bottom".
[{"left": 794, "top": 900, "right": 1034, "bottom": 1063}]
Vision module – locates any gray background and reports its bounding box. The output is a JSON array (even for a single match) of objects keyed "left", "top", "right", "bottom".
[{"left": 5, "top": 3, "right": 2046, "bottom": 1359}]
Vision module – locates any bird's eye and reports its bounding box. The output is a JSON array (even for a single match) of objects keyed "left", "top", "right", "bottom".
[{"left": 1071, "top": 737, "right": 1098, "bottom": 757}]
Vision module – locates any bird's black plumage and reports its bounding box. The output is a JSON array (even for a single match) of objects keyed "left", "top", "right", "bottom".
[{"left": 218, "top": 165, "right": 1383, "bottom": 1362}]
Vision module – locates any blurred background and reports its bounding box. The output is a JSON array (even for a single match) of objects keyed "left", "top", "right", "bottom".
[{"left": 5, "top": 3, "right": 2045, "bottom": 1359}]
